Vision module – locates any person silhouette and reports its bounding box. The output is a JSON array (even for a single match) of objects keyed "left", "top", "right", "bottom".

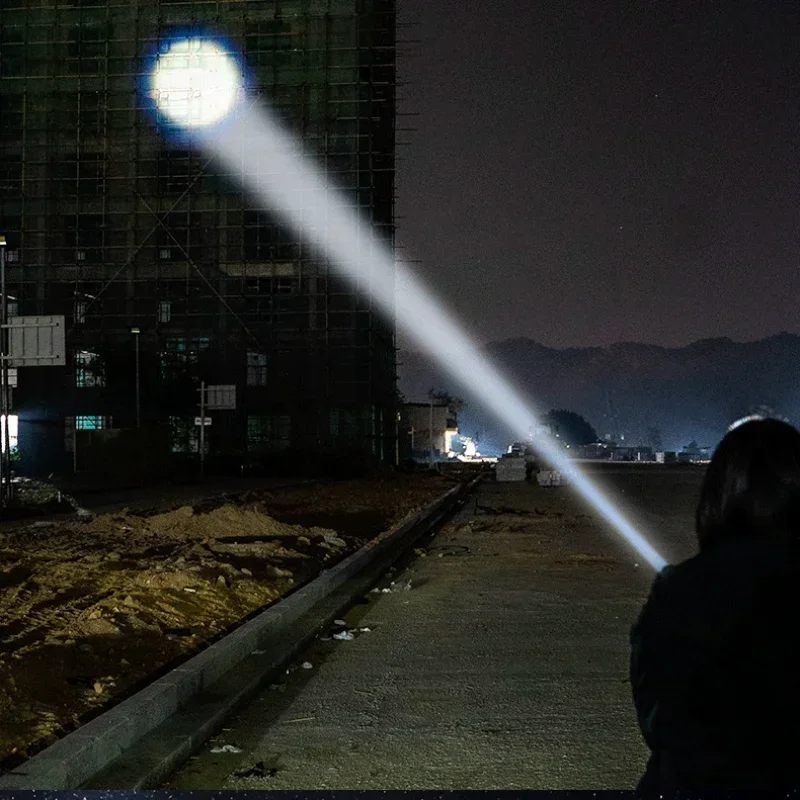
[{"left": 630, "top": 418, "right": 800, "bottom": 793}]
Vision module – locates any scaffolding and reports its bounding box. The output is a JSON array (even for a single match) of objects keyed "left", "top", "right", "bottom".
[{"left": 0, "top": 0, "right": 398, "bottom": 478}]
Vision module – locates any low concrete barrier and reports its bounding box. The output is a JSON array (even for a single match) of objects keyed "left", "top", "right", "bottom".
[{"left": 0, "top": 476, "right": 480, "bottom": 790}]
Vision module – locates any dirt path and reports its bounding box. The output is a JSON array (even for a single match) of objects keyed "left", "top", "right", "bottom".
[{"left": 0, "top": 473, "right": 457, "bottom": 771}]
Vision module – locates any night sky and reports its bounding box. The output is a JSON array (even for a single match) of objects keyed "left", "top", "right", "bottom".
[{"left": 394, "top": 1, "right": 800, "bottom": 349}]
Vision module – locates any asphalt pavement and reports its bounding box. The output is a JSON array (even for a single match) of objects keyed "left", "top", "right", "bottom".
[{"left": 167, "top": 464, "right": 704, "bottom": 790}]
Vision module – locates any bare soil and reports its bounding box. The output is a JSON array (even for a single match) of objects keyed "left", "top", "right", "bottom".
[{"left": 0, "top": 473, "right": 455, "bottom": 771}]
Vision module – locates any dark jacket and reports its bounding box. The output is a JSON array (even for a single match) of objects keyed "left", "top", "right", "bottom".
[{"left": 630, "top": 526, "right": 800, "bottom": 793}]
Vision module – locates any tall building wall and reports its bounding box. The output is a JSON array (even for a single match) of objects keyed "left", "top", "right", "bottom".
[{"left": 0, "top": 0, "right": 398, "bottom": 477}]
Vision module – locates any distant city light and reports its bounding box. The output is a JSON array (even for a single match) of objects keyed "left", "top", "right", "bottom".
[
  {"left": 148, "top": 34, "right": 668, "bottom": 572},
  {"left": 149, "top": 38, "right": 242, "bottom": 128}
]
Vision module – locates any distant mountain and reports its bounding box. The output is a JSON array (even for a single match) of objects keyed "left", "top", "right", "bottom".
[{"left": 397, "top": 333, "right": 800, "bottom": 454}]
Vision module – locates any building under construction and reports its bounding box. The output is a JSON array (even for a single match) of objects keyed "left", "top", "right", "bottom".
[{"left": 0, "top": 0, "right": 398, "bottom": 480}]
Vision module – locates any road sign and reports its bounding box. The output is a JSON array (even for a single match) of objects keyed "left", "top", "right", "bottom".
[
  {"left": 5, "top": 315, "right": 66, "bottom": 367},
  {"left": 204, "top": 384, "right": 236, "bottom": 410},
  {"left": 194, "top": 416, "right": 212, "bottom": 426}
]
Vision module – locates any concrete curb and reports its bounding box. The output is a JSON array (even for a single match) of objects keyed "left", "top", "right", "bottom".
[{"left": 0, "top": 476, "right": 480, "bottom": 790}]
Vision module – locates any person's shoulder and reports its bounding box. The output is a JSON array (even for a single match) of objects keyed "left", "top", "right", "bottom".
[{"left": 649, "top": 531, "right": 797, "bottom": 612}]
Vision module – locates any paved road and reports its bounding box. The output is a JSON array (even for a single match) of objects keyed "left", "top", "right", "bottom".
[{"left": 168, "top": 464, "right": 705, "bottom": 790}]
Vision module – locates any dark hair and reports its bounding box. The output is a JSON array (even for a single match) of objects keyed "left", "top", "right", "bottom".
[{"left": 696, "top": 418, "right": 800, "bottom": 548}]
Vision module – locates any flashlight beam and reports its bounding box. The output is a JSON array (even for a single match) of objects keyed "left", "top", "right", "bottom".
[{"left": 192, "top": 102, "right": 668, "bottom": 573}]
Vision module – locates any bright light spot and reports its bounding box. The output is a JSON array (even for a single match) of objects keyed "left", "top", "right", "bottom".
[
  {"left": 0, "top": 415, "right": 18, "bottom": 454},
  {"left": 149, "top": 38, "right": 241, "bottom": 128},
  {"left": 166, "top": 68, "right": 668, "bottom": 573}
]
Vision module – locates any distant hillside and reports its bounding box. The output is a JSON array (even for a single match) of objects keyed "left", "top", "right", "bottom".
[{"left": 397, "top": 333, "right": 800, "bottom": 454}]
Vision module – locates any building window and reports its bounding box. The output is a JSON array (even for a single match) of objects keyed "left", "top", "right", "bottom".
[
  {"left": 75, "top": 415, "right": 109, "bottom": 430},
  {"left": 65, "top": 415, "right": 110, "bottom": 452},
  {"left": 243, "top": 210, "right": 297, "bottom": 261},
  {"left": 79, "top": 154, "right": 105, "bottom": 195},
  {"left": 330, "top": 408, "right": 367, "bottom": 438},
  {"left": 0, "top": 155, "right": 22, "bottom": 193},
  {"left": 0, "top": 217, "right": 21, "bottom": 259},
  {"left": 57, "top": 153, "right": 105, "bottom": 196},
  {"left": 160, "top": 336, "right": 210, "bottom": 381},
  {"left": 246, "top": 352, "right": 268, "bottom": 387},
  {"left": 156, "top": 212, "right": 188, "bottom": 261},
  {"left": 79, "top": 92, "right": 105, "bottom": 134},
  {"left": 244, "top": 20, "right": 294, "bottom": 70},
  {"left": 59, "top": 214, "right": 103, "bottom": 263},
  {"left": 0, "top": 26, "right": 25, "bottom": 79},
  {"left": 66, "top": 26, "right": 106, "bottom": 76},
  {"left": 157, "top": 150, "right": 195, "bottom": 194},
  {"left": 168, "top": 416, "right": 201, "bottom": 454},
  {"left": 247, "top": 415, "right": 291, "bottom": 453},
  {"left": 157, "top": 299, "right": 172, "bottom": 323},
  {"left": 75, "top": 300, "right": 88, "bottom": 324},
  {"left": 275, "top": 277, "right": 297, "bottom": 294},
  {"left": 7, "top": 297, "right": 18, "bottom": 317},
  {"left": 0, "top": 94, "right": 23, "bottom": 142},
  {"left": 75, "top": 350, "right": 105, "bottom": 388}
]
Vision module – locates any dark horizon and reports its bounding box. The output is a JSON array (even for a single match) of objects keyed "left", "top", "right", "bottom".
[
  {"left": 395, "top": 1, "right": 800, "bottom": 350},
  {"left": 400, "top": 329, "right": 800, "bottom": 358}
]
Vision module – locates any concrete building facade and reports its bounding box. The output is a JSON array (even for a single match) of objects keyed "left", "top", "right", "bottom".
[
  {"left": 0, "top": 0, "right": 397, "bottom": 479},
  {"left": 400, "top": 402, "right": 458, "bottom": 461}
]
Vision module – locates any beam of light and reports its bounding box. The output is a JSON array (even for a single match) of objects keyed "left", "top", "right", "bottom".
[{"left": 147, "top": 37, "right": 668, "bottom": 572}]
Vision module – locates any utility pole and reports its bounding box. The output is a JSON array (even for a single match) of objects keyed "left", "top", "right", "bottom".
[{"left": 0, "top": 235, "right": 8, "bottom": 505}]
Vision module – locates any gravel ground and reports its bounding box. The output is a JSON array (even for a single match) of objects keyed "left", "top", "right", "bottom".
[{"left": 0, "top": 472, "right": 457, "bottom": 771}]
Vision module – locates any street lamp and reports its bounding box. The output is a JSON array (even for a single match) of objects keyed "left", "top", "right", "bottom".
[
  {"left": 0, "top": 235, "right": 10, "bottom": 503},
  {"left": 131, "top": 327, "right": 141, "bottom": 428}
]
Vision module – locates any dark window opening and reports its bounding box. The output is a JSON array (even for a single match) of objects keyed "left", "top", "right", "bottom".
[
  {"left": 0, "top": 95, "right": 23, "bottom": 141},
  {"left": 247, "top": 414, "right": 291, "bottom": 453},
  {"left": 0, "top": 27, "right": 25, "bottom": 78},
  {"left": 157, "top": 150, "right": 197, "bottom": 195},
  {"left": 243, "top": 210, "right": 298, "bottom": 261},
  {"left": 245, "top": 20, "right": 295, "bottom": 70},
  {"left": 246, "top": 352, "right": 268, "bottom": 387},
  {"left": 156, "top": 212, "right": 189, "bottom": 260},
  {"left": 66, "top": 26, "right": 106, "bottom": 75}
]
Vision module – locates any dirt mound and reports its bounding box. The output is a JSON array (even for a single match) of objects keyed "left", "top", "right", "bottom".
[
  {"left": 0, "top": 474, "right": 453, "bottom": 771},
  {"left": 0, "top": 502, "right": 345, "bottom": 768}
]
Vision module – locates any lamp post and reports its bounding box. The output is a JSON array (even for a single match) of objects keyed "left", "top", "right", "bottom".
[
  {"left": 429, "top": 397, "right": 434, "bottom": 467},
  {"left": 0, "top": 235, "right": 10, "bottom": 505},
  {"left": 131, "top": 327, "right": 140, "bottom": 428}
]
